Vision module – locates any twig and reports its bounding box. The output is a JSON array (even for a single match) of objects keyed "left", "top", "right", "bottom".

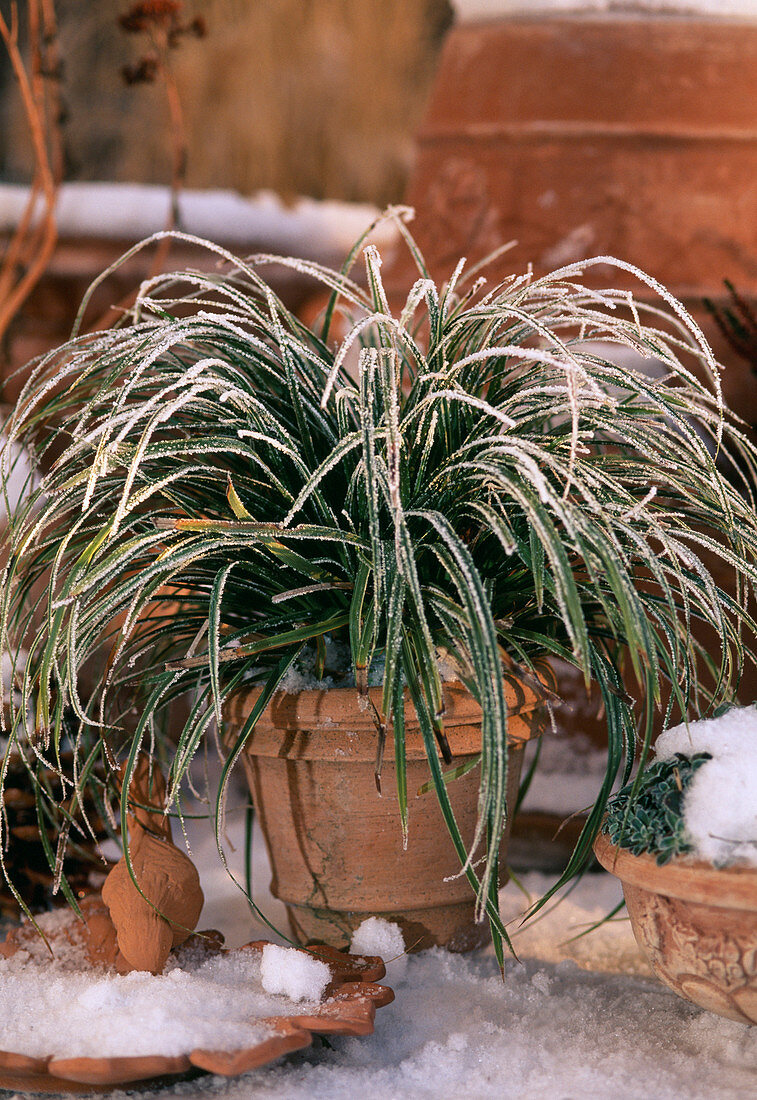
[
  {"left": 90, "top": 1, "right": 204, "bottom": 332},
  {"left": 0, "top": 0, "right": 62, "bottom": 349},
  {"left": 704, "top": 280, "right": 757, "bottom": 370}
]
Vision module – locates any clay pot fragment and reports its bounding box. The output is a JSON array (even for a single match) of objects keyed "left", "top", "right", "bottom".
[
  {"left": 0, "top": 894, "right": 121, "bottom": 970},
  {"left": 101, "top": 757, "right": 204, "bottom": 974},
  {"left": 0, "top": 922, "right": 395, "bottom": 1090}
]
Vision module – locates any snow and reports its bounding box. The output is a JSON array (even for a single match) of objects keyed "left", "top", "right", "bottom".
[
  {"left": 654, "top": 706, "right": 757, "bottom": 867},
  {"left": 277, "top": 668, "right": 339, "bottom": 693},
  {"left": 0, "top": 182, "right": 399, "bottom": 267},
  {"left": 0, "top": 918, "right": 331, "bottom": 1059},
  {"left": 1, "top": 776, "right": 757, "bottom": 1096},
  {"left": 276, "top": 642, "right": 457, "bottom": 693},
  {"left": 351, "top": 918, "right": 408, "bottom": 984},
  {"left": 252, "top": 948, "right": 756, "bottom": 1100},
  {"left": 171, "top": 778, "right": 757, "bottom": 1099},
  {"left": 453, "top": 0, "right": 757, "bottom": 18},
  {"left": 134, "top": 845, "right": 757, "bottom": 1100},
  {"left": 276, "top": 635, "right": 350, "bottom": 692},
  {"left": 260, "top": 944, "right": 331, "bottom": 1003}
]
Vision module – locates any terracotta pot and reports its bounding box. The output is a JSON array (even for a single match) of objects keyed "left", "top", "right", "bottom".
[
  {"left": 594, "top": 831, "right": 757, "bottom": 1024},
  {"left": 389, "top": 13, "right": 757, "bottom": 420},
  {"left": 225, "top": 678, "right": 546, "bottom": 952}
]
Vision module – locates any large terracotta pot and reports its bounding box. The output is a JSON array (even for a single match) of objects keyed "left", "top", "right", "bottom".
[
  {"left": 390, "top": 12, "right": 757, "bottom": 420},
  {"left": 225, "top": 678, "right": 546, "bottom": 952},
  {"left": 594, "top": 831, "right": 757, "bottom": 1024}
]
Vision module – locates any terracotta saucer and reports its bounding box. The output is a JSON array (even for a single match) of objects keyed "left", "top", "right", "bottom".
[{"left": 0, "top": 931, "right": 394, "bottom": 1093}]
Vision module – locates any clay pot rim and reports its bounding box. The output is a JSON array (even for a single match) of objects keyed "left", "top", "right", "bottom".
[
  {"left": 593, "top": 830, "right": 757, "bottom": 910},
  {"left": 227, "top": 674, "right": 549, "bottom": 712},
  {"left": 231, "top": 676, "right": 542, "bottom": 698},
  {"left": 224, "top": 677, "right": 548, "bottom": 750}
]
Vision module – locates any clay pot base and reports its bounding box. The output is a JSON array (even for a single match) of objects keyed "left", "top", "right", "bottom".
[
  {"left": 0, "top": 932, "right": 393, "bottom": 1093},
  {"left": 288, "top": 899, "right": 492, "bottom": 954}
]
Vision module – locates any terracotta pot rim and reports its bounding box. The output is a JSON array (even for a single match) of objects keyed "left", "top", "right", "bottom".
[
  {"left": 224, "top": 678, "right": 548, "bottom": 754},
  {"left": 222, "top": 673, "right": 547, "bottom": 761},
  {"left": 229, "top": 676, "right": 542, "bottom": 697},
  {"left": 593, "top": 830, "right": 757, "bottom": 910},
  {"left": 227, "top": 674, "right": 549, "bottom": 710}
]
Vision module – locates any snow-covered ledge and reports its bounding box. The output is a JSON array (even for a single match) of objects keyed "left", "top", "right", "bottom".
[
  {"left": 452, "top": 0, "right": 757, "bottom": 20},
  {"left": 0, "top": 182, "right": 397, "bottom": 268}
]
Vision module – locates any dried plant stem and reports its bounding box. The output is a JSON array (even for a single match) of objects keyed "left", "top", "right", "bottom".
[
  {"left": 163, "top": 59, "right": 186, "bottom": 234},
  {"left": 91, "top": 16, "right": 191, "bottom": 332},
  {"left": 0, "top": 0, "right": 62, "bottom": 349}
]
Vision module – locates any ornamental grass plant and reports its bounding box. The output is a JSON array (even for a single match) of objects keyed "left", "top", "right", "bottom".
[{"left": 2, "top": 210, "right": 757, "bottom": 955}]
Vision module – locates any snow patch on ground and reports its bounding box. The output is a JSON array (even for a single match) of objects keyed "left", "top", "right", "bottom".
[
  {"left": 3, "top": 777, "right": 757, "bottom": 1097},
  {"left": 0, "top": 919, "right": 329, "bottom": 1059},
  {"left": 170, "top": 785, "right": 757, "bottom": 1099},
  {"left": 655, "top": 706, "right": 757, "bottom": 866},
  {"left": 351, "top": 918, "right": 408, "bottom": 984},
  {"left": 156, "top": 926, "right": 757, "bottom": 1100}
]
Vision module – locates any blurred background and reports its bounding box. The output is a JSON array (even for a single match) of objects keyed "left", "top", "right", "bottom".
[
  {"left": 0, "top": 0, "right": 453, "bottom": 204},
  {"left": 2, "top": 1, "right": 756, "bottom": 389},
  {"left": 0, "top": 0, "right": 456, "bottom": 390}
]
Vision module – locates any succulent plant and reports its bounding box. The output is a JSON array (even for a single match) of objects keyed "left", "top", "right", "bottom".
[{"left": 602, "top": 753, "right": 712, "bottom": 865}]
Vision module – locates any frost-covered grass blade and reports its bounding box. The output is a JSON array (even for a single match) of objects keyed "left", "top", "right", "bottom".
[{"left": 2, "top": 221, "right": 757, "bottom": 940}]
